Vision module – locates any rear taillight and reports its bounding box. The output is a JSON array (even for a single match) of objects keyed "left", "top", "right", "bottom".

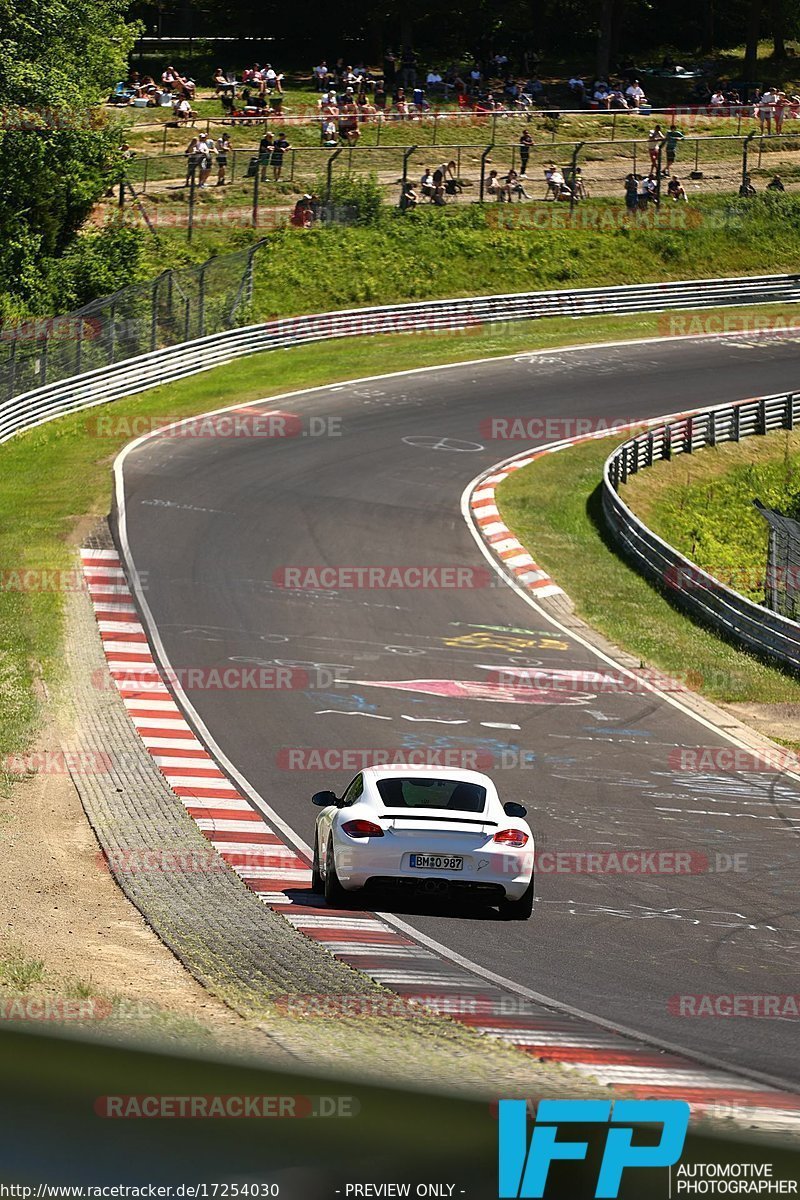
[
  {"left": 341, "top": 819, "right": 384, "bottom": 838},
  {"left": 493, "top": 828, "right": 529, "bottom": 847}
]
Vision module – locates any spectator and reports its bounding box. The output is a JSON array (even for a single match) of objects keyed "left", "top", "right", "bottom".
[
  {"left": 609, "top": 89, "right": 629, "bottom": 109},
  {"left": 383, "top": 48, "right": 397, "bottom": 90},
  {"left": 290, "top": 195, "right": 313, "bottom": 227},
  {"left": 400, "top": 46, "right": 417, "bottom": 88},
  {"left": 593, "top": 80, "right": 611, "bottom": 109},
  {"left": 519, "top": 128, "right": 533, "bottom": 176},
  {"left": 506, "top": 169, "right": 529, "bottom": 200},
  {"left": 767, "top": 174, "right": 785, "bottom": 191},
  {"left": 757, "top": 88, "right": 777, "bottom": 133},
  {"left": 664, "top": 124, "right": 685, "bottom": 171},
  {"left": 271, "top": 131, "right": 290, "bottom": 181},
  {"left": 196, "top": 134, "right": 214, "bottom": 187},
  {"left": 667, "top": 175, "right": 687, "bottom": 201},
  {"left": 264, "top": 64, "right": 283, "bottom": 94},
  {"left": 641, "top": 174, "right": 658, "bottom": 204},
  {"left": 215, "top": 132, "right": 231, "bottom": 185},
  {"left": 161, "top": 65, "right": 179, "bottom": 91},
  {"left": 412, "top": 86, "right": 430, "bottom": 113},
  {"left": 321, "top": 117, "right": 337, "bottom": 146},
  {"left": 420, "top": 167, "right": 435, "bottom": 199},
  {"left": 774, "top": 92, "right": 789, "bottom": 133},
  {"left": 432, "top": 181, "right": 447, "bottom": 206},
  {"left": 338, "top": 102, "right": 360, "bottom": 143},
  {"left": 624, "top": 172, "right": 639, "bottom": 212},
  {"left": 258, "top": 130, "right": 274, "bottom": 182},
  {"left": 739, "top": 174, "right": 757, "bottom": 197},
  {"left": 174, "top": 94, "right": 195, "bottom": 123},
  {"left": 213, "top": 67, "right": 231, "bottom": 96},
  {"left": 399, "top": 181, "right": 418, "bottom": 211},
  {"left": 544, "top": 162, "right": 565, "bottom": 198},
  {"left": 647, "top": 124, "right": 665, "bottom": 171},
  {"left": 442, "top": 160, "right": 462, "bottom": 195},
  {"left": 313, "top": 62, "right": 329, "bottom": 90},
  {"left": 568, "top": 76, "right": 586, "bottom": 104},
  {"left": 426, "top": 69, "right": 444, "bottom": 95},
  {"left": 625, "top": 79, "right": 647, "bottom": 108},
  {"left": 373, "top": 82, "right": 387, "bottom": 110},
  {"left": 486, "top": 169, "right": 506, "bottom": 200},
  {"left": 709, "top": 90, "right": 725, "bottom": 109},
  {"left": 184, "top": 136, "right": 201, "bottom": 186}
]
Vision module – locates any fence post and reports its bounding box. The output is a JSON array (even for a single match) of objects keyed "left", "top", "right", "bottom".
[
  {"left": 664, "top": 423, "right": 671, "bottom": 460},
  {"left": 401, "top": 145, "right": 417, "bottom": 195},
  {"left": 198, "top": 261, "right": 208, "bottom": 338},
  {"left": 685, "top": 416, "right": 693, "bottom": 452},
  {"left": 8, "top": 336, "right": 16, "bottom": 401},
  {"left": 479, "top": 144, "right": 494, "bottom": 201},
  {"left": 251, "top": 158, "right": 260, "bottom": 227},
  {"left": 109, "top": 302, "right": 116, "bottom": 363},
  {"left": 151, "top": 276, "right": 160, "bottom": 351},
  {"left": 758, "top": 396, "right": 767, "bottom": 434},
  {"left": 708, "top": 408, "right": 716, "bottom": 446},
  {"left": 620, "top": 446, "right": 628, "bottom": 483},
  {"left": 162, "top": 123, "right": 168, "bottom": 152},
  {"left": 187, "top": 159, "right": 197, "bottom": 242},
  {"left": 741, "top": 132, "right": 755, "bottom": 190},
  {"left": 785, "top": 393, "right": 794, "bottom": 430},
  {"left": 733, "top": 405, "right": 741, "bottom": 440},
  {"left": 326, "top": 147, "right": 343, "bottom": 201}
]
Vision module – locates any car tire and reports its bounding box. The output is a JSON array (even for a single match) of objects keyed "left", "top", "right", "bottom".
[
  {"left": 311, "top": 835, "right": 323, "bottom": 894},
  {"left": 499, "top": 878, "right": 534, "bottom": 921},
  {"left": 324, "top": 837, "right": 349, "bottom": 907}
]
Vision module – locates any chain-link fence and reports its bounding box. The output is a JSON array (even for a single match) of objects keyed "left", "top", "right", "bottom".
[
  {"left": 754, "top": 499, "right": 800, "bottom": 621},
  {"left": 0, "top": 241, "right": 265, "bottom": 402}
]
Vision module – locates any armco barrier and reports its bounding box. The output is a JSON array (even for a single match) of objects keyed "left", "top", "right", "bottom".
[
  {"left": 602, "top": 391, "right": 800, "bottom": 673},
  {"left": 2, "top": 272, "right": 800, "bottom": 446}
]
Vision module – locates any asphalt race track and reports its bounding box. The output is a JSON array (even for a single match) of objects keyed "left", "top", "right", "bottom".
[{"left": 118, "top": 332, "right": 800, "bottom": 1087}]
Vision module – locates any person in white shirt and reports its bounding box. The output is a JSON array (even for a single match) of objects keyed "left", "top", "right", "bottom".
[
  {"left": 593, "top": 83, "right": 611, "bottom": 109},
  {"left": 626, "top": 80, "right": 646, "bottom": 107},
  {"left": 758, "top": 89, "right": 777, "bottom": 132},
  {"left": 710, "top": 90, "right": 725, "bottom": 107},
  {"left": 196, "top": 135, "right": 214, "bottom": 187},
  {"left": 313, "top": 62, "right": 328, "bottom": 90}
]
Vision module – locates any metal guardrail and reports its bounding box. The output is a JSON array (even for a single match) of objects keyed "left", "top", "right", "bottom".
[
  {"left": 2, "top": 271, "right": 800, "bottom": 449},
  {"left": 602, "top": 391, "right": 800, "bottom": 673}
]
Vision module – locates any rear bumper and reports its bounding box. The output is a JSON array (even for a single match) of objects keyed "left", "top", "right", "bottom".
[{"left": 335, "top": 844, "right": 534, "bottom": 901}]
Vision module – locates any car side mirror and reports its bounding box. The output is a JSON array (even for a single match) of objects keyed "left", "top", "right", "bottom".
[
  {"left": 503, "top": 801, "right": 527, "bottom": 818},
  {"left": 312, "top": 790, "right": 338, "bottom": 807}
]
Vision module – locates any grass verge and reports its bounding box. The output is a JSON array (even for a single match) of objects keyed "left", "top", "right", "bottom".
[
  {"left": 622, "top": 426, "right": 800, "bottom": 604},
  {"left": 496, "top": 434, "right": 800, "bottom": 707}
]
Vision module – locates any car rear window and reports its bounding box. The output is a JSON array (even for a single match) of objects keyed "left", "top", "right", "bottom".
[{"left": 376, "top": 777, "right": 487, "bottom": 812}]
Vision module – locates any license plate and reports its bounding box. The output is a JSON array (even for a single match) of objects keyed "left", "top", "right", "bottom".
[{"left": 410, "top": 854, "right": 463, "bottom": 871}]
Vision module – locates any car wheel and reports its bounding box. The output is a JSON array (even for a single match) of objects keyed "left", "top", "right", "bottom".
[
  {"left": 324, "top": 837, "right": 349, "bottom": 907},
  {"left": 311, "top": 835, "right": 323, "bottom": 894},
  {"left": 498, "top": 878, "right": 534, "bottom": 921}
]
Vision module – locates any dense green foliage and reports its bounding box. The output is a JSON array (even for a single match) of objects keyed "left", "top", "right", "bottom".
[{"left": 0, "top": 0, "right": 142, "bottom": 319}]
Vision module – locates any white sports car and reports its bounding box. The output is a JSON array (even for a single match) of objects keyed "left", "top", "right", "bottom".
[{"left": 311, "top": 765, "right": 535, "bottom": 920}]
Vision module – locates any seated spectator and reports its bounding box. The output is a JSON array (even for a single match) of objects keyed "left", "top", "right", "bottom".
[
  {"left": 338, "top": 103, "right": 360, "bottom": 143},
  {"left": 486, "top": 169, "right": 507, "bottom": 200},
  {"left": 426, "top": 69, "right": 444, "bottom": 95},
  {"left": 544, "top": 163, "right": 565, "bottom": 197},
  {"left": 667, "top": 175, "right": 687, "bottom": 201},
  {"left": 321, "top": 117, "right": 337, "bottom": 146},
  {"left": 431, "top": 181, "right": 447, "bottom": 206},
  {"left": 313, "top": 61, "right": 329, "bottom": 90},
  {"left": 420, "top": 167, "right": 435, "bottom": 198},
  {"left": 593, "top": 81, "right": 611, "bottom": 108},
  {"left": 625, "top": 79, "right": 647, "bottom": 108},
  {"left": 412, "top": 86, "right": 430, "bottom": 113},
  {"left": 641, "top": 174, "right": 658, "bottom": 204},
  {"left": 213, "top": 67, "right": 231, "bottom": 94},
  {"left": 739, "top": 174, "right": 757, "bottom": 197},
  {"left": 263, "top": 64, "right": 283, "bottom": 94},
  {"left": 525, "top": 75, "right": 544, "bottom": 100},
  {"left": 568, "top": 76, "right": 586, "bottom": 103},
  {"left": 710, "top": 90, "right": 725, "bottom": 108},
  {"left": 767, "top": 174, "right": 786, "bottom": 191},
  {"left": 174, "top": 95, "right": 196, "bottom": 123},
  {"left": 161, "top": 65, "right": 179, "bottom": 91},
  {"left": 506, "top": 169, "right": 529, "bottom": 200},
  {"left": 609, "top": 89, "right": 629, "bottom": 108},
  {"left": 399, "top": 181, "right": 418, "bottom": 211}
]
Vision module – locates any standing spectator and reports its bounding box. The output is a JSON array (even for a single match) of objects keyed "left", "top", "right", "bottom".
[
  {"left": 258, "top": 130, "right": 274, "bottom": 182},
  {"left": 383, "top": 49, "right": 397, "bottom": 91},
  {"left": 442, "top": 160, "right": 462, "bottom": 195},
  {"left": 196, "top": 133, "right": 214, "bottom": 187},
  {"left": 184, "top": 136, "right": 201, "bottom": 186},
  {"left": 400, "top": 46, "right": 417, "bottom": 89},
  {"left": 774, "top": 92, "right": 789, "bottom": 134},
  {"left": 624, "top": 172, "right": 639, "bottom": 212},
  {"left": 664, "top": 124, "right": 685, "bottom": 172},
  {"left": 271, "top": 131, "right": 290, "bottom": 181},
  {"left": 519, "top": 128, "right": 533, "bottom": 177},
  {"left": 215, "top": 132, "right": 231, "bottom": 185},
  {"left": 625, "top": 79, "right": 647, "bottom": 108},
  {"left": 757, "top": 88, "right": 777, "bottom": 133},
  {"left": 647, "top": 124, "right": 664, "bottom": 172}
]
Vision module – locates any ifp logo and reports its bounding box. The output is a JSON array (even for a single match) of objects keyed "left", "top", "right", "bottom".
[{"left": 498, "top": 1099, "right": 689, "bottom": 1198}]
